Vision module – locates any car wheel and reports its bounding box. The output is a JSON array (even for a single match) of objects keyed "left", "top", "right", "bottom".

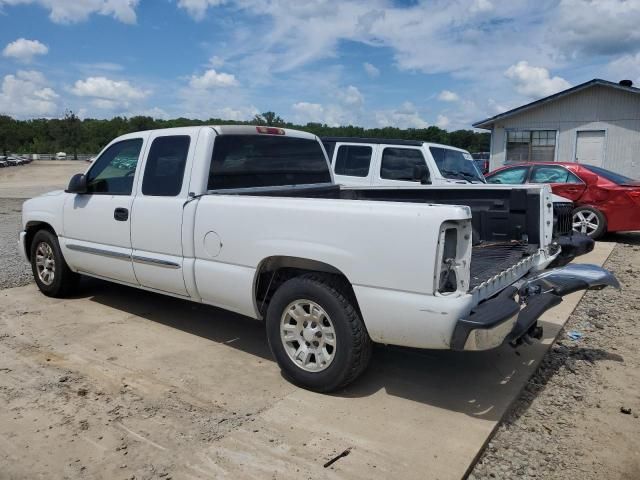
[
  {"left": 572, "top": 206, "right": 607, "bottom": 239},
  {"left": 266, "top": 273, "right": 372, "bottom": 392},
  {"left": 30, "top": 230, "right": 80, "bottom": 297}
]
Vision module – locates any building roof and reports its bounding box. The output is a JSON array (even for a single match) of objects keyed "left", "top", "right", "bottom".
[{"left": 473, "top": 79, "right": 640, "bottom": 130}]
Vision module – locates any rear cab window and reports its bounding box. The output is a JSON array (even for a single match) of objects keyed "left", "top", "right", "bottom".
[
  {"left": 208, "top": 135, "right": 331, "bottom": 190},
  {"left": 142, "top": 135, "right": 191, "bottom": 196}
]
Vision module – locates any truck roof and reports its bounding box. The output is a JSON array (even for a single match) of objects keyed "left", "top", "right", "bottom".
[
  {"left": 321, "top": 137, "right": 470, "bottom": 153},
  {"left": 115, "top": 125, "right": 318, "bottom": 141}
]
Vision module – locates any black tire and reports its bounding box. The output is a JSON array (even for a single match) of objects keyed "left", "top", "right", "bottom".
[
  {"left": 572, "top": 206, "right": 607, "bottom": 240},
  {"left": 30, "top": 229, "right": 80, "bottom": 297},
  {"left": 265, "top": 273, "right": 372, "bottom": 392}
]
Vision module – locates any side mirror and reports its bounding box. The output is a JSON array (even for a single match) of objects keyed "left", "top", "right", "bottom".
[
  {"left": 413, "top": 164, "right": 431, "bottom": 184},
  {"left": 66, "top": 173, "right": 88, "bottom": 194}
]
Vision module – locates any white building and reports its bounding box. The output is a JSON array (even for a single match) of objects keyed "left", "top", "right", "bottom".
[{"left": 473, "top": 79, "right": 640, "bottom": 177}]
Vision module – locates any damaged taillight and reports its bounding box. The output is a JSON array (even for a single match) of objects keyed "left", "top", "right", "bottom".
[{"left": 436, "top": 220, "right": 471, "bottom": 294}]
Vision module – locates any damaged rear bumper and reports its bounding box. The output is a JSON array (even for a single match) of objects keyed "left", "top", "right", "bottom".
[{"left": 451, "top": 263, "right": 619, "bottom": 351}]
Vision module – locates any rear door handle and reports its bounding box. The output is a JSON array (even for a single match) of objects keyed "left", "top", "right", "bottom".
[{"left": 114, "top": 207, "right": 129, "bottom": 221}]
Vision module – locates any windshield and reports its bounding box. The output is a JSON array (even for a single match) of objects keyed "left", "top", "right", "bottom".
[
  {"left": 429, "top": 147, "right": 485, "bottom": 183},
  {"left": 583, "top": 165, "right": 638, "bottom": 185}
]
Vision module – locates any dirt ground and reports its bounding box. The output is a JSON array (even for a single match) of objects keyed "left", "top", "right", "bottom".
[{"left": 0, "top": 161, "right": 638, "bottom": 479}]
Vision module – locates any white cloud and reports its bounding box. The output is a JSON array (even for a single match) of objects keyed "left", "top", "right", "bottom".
[
  {"left": 607, "top": 53, "right": 640, "bottom": 85},
  {"left": 2, "top": 38, "right": 48, "bottom": 62},
  {"left": 470, "top": 0, "right": 493, "bottom": 13},
  {"left": 292, "top": 102, "right": 325, "bottom": 123},
  {"left": 437, "top": 90, "right": 460, "bottom": 102},
  {"left": 436, "top": 114, "right": 450, "bottom": 129},
  {"left": 208, "top": 55, "right": 225, "bottom": 68},
  {"left": 177, "top": 0, "right": 226, "bottom": 21},
  {"left": 189, "top": 69, "right": 238, "bottom": 89},
  {"left": 0, "top": 0, "right": 140, "bottom": 24},
  {"left": 0, "top": 70, "right": 59, "bottom": 118},
  {"left": 363, "top": 62, "right": 380, "bottom": 78},
  {"left": 338, "top": 85, "right": 363, "bottom": 106},
  {"left": 70, "top": 76, "right": 149, "bottom": 110},
  {"left": 505, "top": 61, "right": 571, "bottom": 99},
  {"left": 375, "top": 102, "right": 428, "bottom": 129},
  {"left": 551, "top": 0, "right": 640, "bottom": 57}
]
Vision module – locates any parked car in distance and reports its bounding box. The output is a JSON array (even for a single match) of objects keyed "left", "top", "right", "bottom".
[
  {"left": 486, "top": 162, "right": 640, "bottom": 239},
  {"left": 56, "top": 152, "right": 67, "bottom": 160},
  {"left": 20, "top": 126, "right": 617, "bottom": 392},
  {"left": 0, "top": 159, "right": 7, "bottom": 168},
  {"left": 321, "top": 137, "right": 486, "bottom": 186},
  {"left": 471, "top": 152, "right": 490, "bottom": 174}
]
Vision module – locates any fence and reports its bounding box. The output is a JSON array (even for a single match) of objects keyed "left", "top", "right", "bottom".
[{"left": 19, "top": 153, "right": 96, "bottom": 161}]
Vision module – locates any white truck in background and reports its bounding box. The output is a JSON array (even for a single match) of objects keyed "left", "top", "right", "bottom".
[{"left": 20, "top": 126, "right": 618, "bottom": 392}]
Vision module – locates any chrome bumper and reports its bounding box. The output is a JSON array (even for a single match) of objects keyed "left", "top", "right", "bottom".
[
  {"left": 18, "top": 231, "right": 27, "bottom": 261},
  {"left": 452, "top": 263, "right": 619, "bottom": 351}
]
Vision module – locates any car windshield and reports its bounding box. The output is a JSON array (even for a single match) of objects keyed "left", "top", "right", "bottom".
[
  {"left": 583, "top": 165, "right": 638, "bottom": 185},
  {"left": 429, "top": 147, "right": 485, "bottom": 183}
]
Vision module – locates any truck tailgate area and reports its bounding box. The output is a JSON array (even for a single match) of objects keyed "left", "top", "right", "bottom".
[{"left": 469, "top": 241, "right": 534, "bottom": 289}]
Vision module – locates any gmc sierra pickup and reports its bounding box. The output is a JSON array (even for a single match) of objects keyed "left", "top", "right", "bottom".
[{"left": 20, "top": 125, "right": 618, "bottom": 392}]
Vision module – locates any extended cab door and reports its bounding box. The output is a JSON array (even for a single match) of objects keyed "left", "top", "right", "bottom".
[
  {"left": 330, "top": 142, "right": 377, "bottom": 186},
  {"left": 62, "top": 135, "right": 146, "bottom": 284},
  {"left": 129, "top": 130, "right": 197, "bottom": 296}
]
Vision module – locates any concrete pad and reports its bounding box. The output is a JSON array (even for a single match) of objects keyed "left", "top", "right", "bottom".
[
  {"left": 0, "top": 160, "right": 84, "bottom": 198},
  {"left": 0, "top": 242, "right": 615, "bottom": 479}
]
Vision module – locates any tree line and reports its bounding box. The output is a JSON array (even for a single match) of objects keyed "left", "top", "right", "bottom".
[{"left": 0, "top": 111, "right": 490, "bottom": 158}]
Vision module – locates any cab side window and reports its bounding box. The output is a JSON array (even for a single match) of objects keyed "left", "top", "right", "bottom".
[
  {"left": 334, "top": 145, "right": 372, "bottom": 177},
  {"left": 86, "top": 139, "right": 143, "bottom": 195},
  {"left": 487, "top": 166, "right": 529, "bottom": 184},
  {"left": 142, "top": 136, "right": 191, "bottom": 196},
  {"left": 380, "top": 148, "right": 427, "bottom": 181}
]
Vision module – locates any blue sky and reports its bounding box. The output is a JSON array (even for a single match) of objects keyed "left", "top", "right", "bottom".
[{"left": 1, "top": 0, "right": 639, "bottom": 129}]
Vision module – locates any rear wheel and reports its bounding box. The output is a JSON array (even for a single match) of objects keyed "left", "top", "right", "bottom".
[
  {"left": 30, "top": 230, "right": 79, "bottom": 297},
  {"left": 266, "top": 273, "right": 372, "bottom": 392},
  {"left": 572, "top": 206, "right": 606, "bottom": 239}
]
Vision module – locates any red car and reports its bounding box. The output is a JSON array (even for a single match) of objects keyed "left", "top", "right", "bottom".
[{"left": 486, "top": 162, "right": 640, "bottom": 239}]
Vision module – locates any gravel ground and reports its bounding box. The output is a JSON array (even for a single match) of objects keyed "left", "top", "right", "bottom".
[
  {"left": 470, "top": 234, "right": 640, "bottom": 480},
  {"left": 0, "top": 198, "right": 31, "bottom": 290}
]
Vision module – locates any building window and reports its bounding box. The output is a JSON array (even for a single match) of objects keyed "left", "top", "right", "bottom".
[{"left": 506, "top": 130, "right": 556, "bottom": 162}]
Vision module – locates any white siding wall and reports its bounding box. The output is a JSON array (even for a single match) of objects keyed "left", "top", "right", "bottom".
[{"left": 489, "top": 85, "right": 640, "bottom": 176}]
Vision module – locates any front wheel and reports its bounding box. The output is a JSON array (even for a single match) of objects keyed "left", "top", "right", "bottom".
[
  {"left": 30, "top": 230, "right": 79, "bottom": 297},
  {"left": 572, "top": 206, "right": 606, "bottom": 239},
  {"left": 266, "top": 273, "right": 372, "bottom": 392}
]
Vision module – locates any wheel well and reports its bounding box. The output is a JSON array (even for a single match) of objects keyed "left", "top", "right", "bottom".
[
  {"left": 253, "top": 256, "right": 359, "bottom": 317},
  {"left": 24, "top": 222, "right": 56, "bottom": 261}
]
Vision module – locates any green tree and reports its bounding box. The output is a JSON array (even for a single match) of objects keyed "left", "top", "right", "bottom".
[
  {"left": 253, "top": 111, "right": 285, "bottom": 126},
  {"left": 61, "top": 110, "right": 82, "bottom": 159}
]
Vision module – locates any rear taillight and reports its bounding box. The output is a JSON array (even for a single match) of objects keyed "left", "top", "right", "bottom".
[{"left": 256, "top": 126, "right": 285, "bottom": 135}]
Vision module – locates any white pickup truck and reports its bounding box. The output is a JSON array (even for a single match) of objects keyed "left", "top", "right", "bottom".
[{"left": 20, "top": 125, "right": 618, "bottom": 392}]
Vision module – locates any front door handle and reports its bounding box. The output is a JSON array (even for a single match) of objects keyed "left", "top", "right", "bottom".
[{"left": 114, "top": 207, "right": 129, "bottom": 221}]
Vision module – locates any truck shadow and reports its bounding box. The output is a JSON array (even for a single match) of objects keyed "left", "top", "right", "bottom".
[{"left": 79, "top": 278, "right": 622, "bottom": 422}]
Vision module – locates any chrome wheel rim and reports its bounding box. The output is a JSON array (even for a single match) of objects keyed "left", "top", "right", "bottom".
[
  {"left": 35, "top": 241, "right": 55, "bottom": 286},
  {"left": 280, "top": 299, "right": 336, "bottom": 373},
  {"left": 572, "top": 210, "right": 599, "bottom": 236}
]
